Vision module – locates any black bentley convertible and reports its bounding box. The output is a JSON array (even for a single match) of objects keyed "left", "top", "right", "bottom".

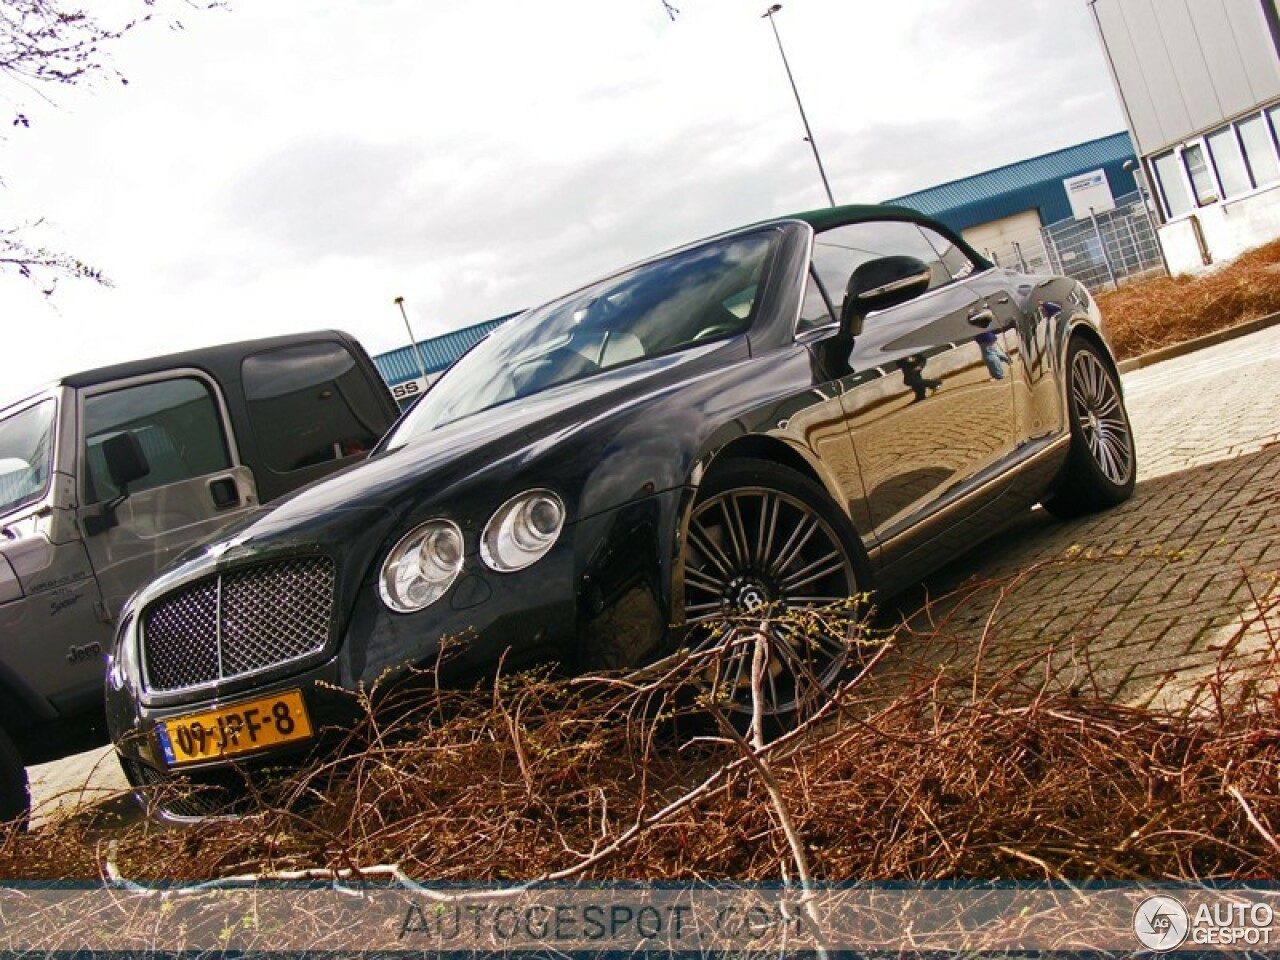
[{"left": 105, "top": 204, "right": 1134, "bottom": 816}]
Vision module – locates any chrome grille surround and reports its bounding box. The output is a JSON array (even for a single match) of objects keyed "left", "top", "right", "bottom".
[{"left": 141, "top": 556, "right": 334, "bottom": 694}]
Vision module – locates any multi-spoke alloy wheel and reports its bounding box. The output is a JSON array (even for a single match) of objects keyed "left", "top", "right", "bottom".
[
  {"left": 1044, "top": 336, "right": 1136, "bottom": 518},
  {"left": 1071, "top": 347, "right": 1133, "bottom": 486},
  {"left": 681, "top": 460, "right": 860, "bottom": 717}
]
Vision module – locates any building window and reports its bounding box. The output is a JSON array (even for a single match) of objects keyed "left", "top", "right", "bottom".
[
  {"left": 1150, "top": 104, "right": 1280, "bottom": 220},
  {"left": 1153, "top": 151, "right": 1193, "bottom": 219},
  {"left": 1183, "top": 143, "right": 1219, "bottom": 206},
  {"left": 1242, "top": 113, "right": 1280, "bottom": 187},
  {"left": 1208, "top": 128, "right": 1252, "bottom": 199}
]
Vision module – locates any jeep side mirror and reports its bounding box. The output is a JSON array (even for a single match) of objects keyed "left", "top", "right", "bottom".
[
  {"left": 103, "top": 432, "right": 150, "bottom": 491},
  {"left": 840, "top": 255, "right": 933, "bottom": 338},
  {"left": 84, "top": 432, "right": 151, "bottom": 536}
]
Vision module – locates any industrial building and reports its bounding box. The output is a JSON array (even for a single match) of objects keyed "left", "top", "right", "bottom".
[
  {"left": 883, "top": 132, "right": 1151, "bottom": 285},
  {"left": 373, "top": 1, "right": 1280, "bottom": 396},
  {"left": 1088, "top": 0, "right": 1280, "bottom": 273}
]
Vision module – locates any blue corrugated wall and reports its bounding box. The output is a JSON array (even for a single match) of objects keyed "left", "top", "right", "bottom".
[
  {"left": 885, "top": 132, "right": 1140, "bottom": 232},
  {"left": 374, "top": 311, "right": 520, "bottom": 386}
]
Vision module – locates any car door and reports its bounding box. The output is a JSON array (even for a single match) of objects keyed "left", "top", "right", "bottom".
[
  {"left": 76, "top": 370, "right": 259, "bottom": 621},
  {"left": 809, "top": 219, "right": 1018, "bottom": 559},
  {"left": 0, "top": 392, "right": 111, "bottom": 717}
]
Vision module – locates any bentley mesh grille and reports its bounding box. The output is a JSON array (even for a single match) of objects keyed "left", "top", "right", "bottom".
[{"left": 142, "top": 557, "right": 334, "bottom": 693}]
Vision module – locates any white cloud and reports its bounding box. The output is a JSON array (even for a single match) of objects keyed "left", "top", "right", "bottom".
[{"left": 0, "top": 0, "right": 1126, "bottom": 396}]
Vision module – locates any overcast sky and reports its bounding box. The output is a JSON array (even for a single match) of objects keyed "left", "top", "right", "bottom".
[{"left": 0, "top": 0, "right": 1126, "bottom": 398}]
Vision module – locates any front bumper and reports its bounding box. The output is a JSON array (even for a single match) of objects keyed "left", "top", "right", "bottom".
[{"left": 106, "top": 486, "right": 689, "bottom": 818}]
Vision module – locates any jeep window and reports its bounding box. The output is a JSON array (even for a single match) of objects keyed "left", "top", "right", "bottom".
[
  {"left": 387, "top": 229, "right": 776, "bottom": 445},
  {"left": 242, "top": 342, "right": 386, "bottom": 472},
  {"left": 83, "top": 378, "right": 232, "bottom": 504},
  {"left": 0, "top": 399, "right": 55, "bottom": 516}
]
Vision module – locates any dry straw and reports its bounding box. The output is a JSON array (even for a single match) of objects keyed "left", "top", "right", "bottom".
[
  {"left": 1099, "top": 238, "right": 1280, "bottom": 360},
  {"left": 2, "top": 564, "right": 1278, "bottom": 883}
]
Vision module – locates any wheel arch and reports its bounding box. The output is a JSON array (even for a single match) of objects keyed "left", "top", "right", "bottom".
[
  {"left": 1054, "top": 316, "right": 1126, "bottom": 428},
  {"left": 672, "top": 438, "right": 871, "bottom": 630},
  {"left": 697, "top": 434, "right": 846, "bottom": 518},
  {"left": 0, "top": 662, "right": 55, "bottom": 733},
  {"left": 1065, "top": 320, "right": 1120, "bottom": 377}
]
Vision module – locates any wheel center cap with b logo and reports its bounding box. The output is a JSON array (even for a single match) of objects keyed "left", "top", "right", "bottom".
[{"left": 727, "top": 576, "right": 772, "bottom": 613}]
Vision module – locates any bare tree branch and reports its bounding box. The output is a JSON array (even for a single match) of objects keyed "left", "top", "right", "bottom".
[
  {"left": 0, "top": 1, "right": 221, "bottom": 290},
  {"left": 0, "top": 2, "right": 144, "bottom": 100},
  {"left": 0, "top": 221, "right": 108, "bottom": 294}
]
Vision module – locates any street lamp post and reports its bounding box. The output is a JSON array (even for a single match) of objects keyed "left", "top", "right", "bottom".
[
  {"left": 394, "top": 296, "right": 430, "bottom": 385},
  {"left": 762, "top": 4, "right": 836, "bottom": 208}
]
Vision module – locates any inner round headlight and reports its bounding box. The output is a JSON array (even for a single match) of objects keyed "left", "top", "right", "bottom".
[
  {"left": 481, "top": 489, "right": 566, "bottom": 572},
  {"left": 379, "top": 519, "right": 465, "bottom": 613}
]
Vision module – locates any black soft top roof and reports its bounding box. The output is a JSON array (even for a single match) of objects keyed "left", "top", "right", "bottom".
[
  {"left": 56, "top": 329, "right": 363, "bottom": 390},
  {"left": 780, "top": 202, "right": 931, "bottom": 231},
  {"left": 771, "top": 202, "right": 992, "bottom": 271}
]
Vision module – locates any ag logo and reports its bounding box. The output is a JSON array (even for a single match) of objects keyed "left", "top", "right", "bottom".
[{"left": 1133, "top": 895, "right": 1189, "bottom": 951}]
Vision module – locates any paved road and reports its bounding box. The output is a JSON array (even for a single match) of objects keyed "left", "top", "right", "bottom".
[
  {"left": 1127, "top": 322, "right": 1280, "bottom": 479},
  {"left": 27, "top": 323, "right": 1280, "bottom": 822}
]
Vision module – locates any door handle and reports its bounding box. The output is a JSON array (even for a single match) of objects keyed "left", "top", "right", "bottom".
[
  {"left": 967, "top": 309, "right": 996, "bottom": 328},
  {"left": 208, "top": 476, "right": 241, "bottom": 511}
]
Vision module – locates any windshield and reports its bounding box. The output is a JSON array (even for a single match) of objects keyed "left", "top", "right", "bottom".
[
  {"left": 0, "top": 399, "right": 56, "bottom": 516},
  {"left": 386, "top": 229, "right": 777, "bottom": 448}
]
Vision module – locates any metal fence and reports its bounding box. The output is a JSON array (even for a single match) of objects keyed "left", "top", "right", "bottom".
[{"left": 981, "top": 191, "right": 1167, "bottom": 293}]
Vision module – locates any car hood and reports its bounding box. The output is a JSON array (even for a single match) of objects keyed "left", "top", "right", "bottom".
[{"left": 127, "top": 340, "right": 745, "bottom": 610}]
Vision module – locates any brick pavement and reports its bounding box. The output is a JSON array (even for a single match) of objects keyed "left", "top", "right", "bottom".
[
  {"left": 1126, "top": 322, "right": 1280, "bottom": 479},
  {"left": 27, "top": 323, "right": 1280, "bottom": 820}
]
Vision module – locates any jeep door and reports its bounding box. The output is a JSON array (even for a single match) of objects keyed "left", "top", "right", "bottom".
[
  {"left": 75, "top": 371, "right": 259, "bottom": 621},
  {"left": 0, "top": 392, "right": 110, "bottom": 722}
]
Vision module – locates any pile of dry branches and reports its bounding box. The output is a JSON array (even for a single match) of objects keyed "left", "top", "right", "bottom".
[
  {"left": 3, "top": 583, "right": 1278, "bottom": 884},
  {"left": 1099, "top": 237, "right": 1280, "bottom": 359}
]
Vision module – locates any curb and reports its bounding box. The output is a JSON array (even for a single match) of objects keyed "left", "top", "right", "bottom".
[{"left": 1117, "top": 310, "right": 1280, "bottom": 374}]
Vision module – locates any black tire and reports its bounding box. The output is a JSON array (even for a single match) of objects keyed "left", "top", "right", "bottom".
[
  {"left": 680, "top": 458, "right": 865, "bottom": 719},
  {"left": 1042, "top": 336, "right": 1136, "bottom": 519},
  {"left": 0, "top": 727, "right": 30, "bottom": 831}
]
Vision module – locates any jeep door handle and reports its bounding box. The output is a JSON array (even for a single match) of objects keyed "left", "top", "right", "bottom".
[{"left": 208, "top": 476, "right": 241, "bottom": 511}]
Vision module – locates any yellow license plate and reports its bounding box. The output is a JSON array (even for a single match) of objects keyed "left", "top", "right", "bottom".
[{"left": 158, "top": 689, "right": 313, "bottom": 766}]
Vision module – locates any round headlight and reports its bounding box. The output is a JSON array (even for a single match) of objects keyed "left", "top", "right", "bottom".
[
  {"left": 379, "top": 520, "right": 465, "bottom": 613},
  {"left": 480, "top": 490, "right": 566, "bottom": 573}
]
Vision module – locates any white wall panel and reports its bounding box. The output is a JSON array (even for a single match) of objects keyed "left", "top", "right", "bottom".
[{"left": 1092, "top": 0, "right": 1280, "bottom": 154}]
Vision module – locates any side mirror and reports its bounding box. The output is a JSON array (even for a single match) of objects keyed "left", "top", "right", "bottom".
[
  {"left": 84, "top": 433, "right": 150, "bottom": 536},
  {"left": 841, "top": 255, "right": 933, "bottom": 337},
  {"left": 103, "top": 432, "right": 150, "bottom": 490}
]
